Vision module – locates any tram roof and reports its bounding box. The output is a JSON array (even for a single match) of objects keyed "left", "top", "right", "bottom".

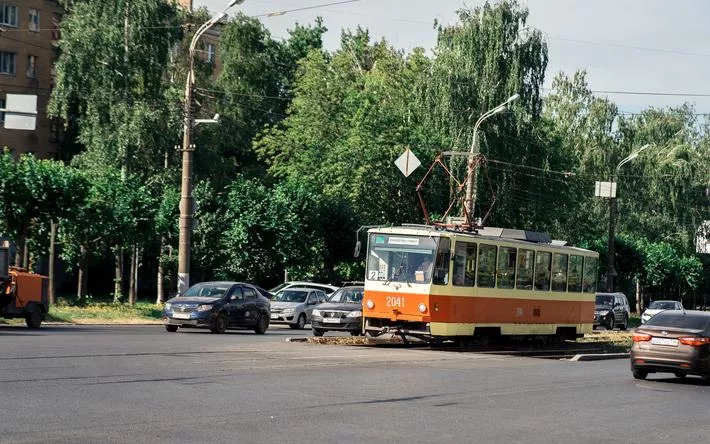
[{"left": 368, "top": 224, "right": 597, "bottom": 254}]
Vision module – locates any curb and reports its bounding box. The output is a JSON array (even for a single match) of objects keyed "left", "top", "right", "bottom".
[{"left": 569, "top": 353, "right": 629, "bottom": 362}]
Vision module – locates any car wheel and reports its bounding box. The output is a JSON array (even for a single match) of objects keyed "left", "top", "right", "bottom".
[
  {"left": 294, "top": 314, "right": 306, "bottom": 330},
  {"left": 674, "top": 372, "right": 686, "bottom": 379},
  {"left": 312, "top": 328, "right": 325, "bottom": 337},
  {"left": 607, "top": 316, "right": 615, "bottom": 331},
  {"left": 25, "top": 308, "right": 43, "bottom": 329},
  {"left": 254, "top": 314, "right": 269, "bottom": 334},
  {"left": 632, "top": 369, "right": 648, "bottom": 380},
  {"left": 620, "top": 315, "right": 628, "bottom": 331},
  {"left": 165, "top": 325, "right": 178, "bottom": 333},
  {"left": 350, "top": 330, "right": 362, "bottom": 337},
  {"left": 210, "top": 313, "right": 228, "bottom": 334}
]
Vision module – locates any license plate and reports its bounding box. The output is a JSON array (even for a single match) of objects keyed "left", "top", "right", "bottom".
[
  {"left": 172, "top": 313, "right": 191, "bottom": 320},
  {"left": 322, "top": 318, "right": 341, "bottom": 323},
  {"left": 270, "top": 313, "right": 279, "bottom": 320},
  {"left": 651, "top": 337, "right": 679, "bottom": 347}
]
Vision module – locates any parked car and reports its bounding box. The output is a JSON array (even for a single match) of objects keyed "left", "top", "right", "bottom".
[
  {"left": 269, "top": 281, "right": 339, "bottom": 295},
  {"left": 162, "top": 281, "right": 270, "bottom": 334},
  {"left": 594, "top": 292, "right": 630, "bottom": 330},
  {"left": 269, "top": 288, "right": 327, "bottom": 329},
  {"left": 630, "top": 310, "right": 710, "bottom": 381},
  {"left": 641, "top": 300, "right": 684, "bottom": 324},
  {"left": 311, "top": 285, "right": 364, "bottom": 337}
]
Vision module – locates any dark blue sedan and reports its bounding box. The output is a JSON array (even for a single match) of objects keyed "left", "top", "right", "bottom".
[{"left": 162, "top": 281, "right": 270, "bottom": 334}]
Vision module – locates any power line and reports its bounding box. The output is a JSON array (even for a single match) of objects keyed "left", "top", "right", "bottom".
[{"left": 254, "top": 0, "right": 368, "bottom": 18}]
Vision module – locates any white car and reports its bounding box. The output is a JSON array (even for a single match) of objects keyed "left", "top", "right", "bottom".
[
  {"left": 269, "top": 281, "right": 339, "bottom": 295},
  {"left": 641, "top": 300, "right": 684, "bottom": 324}
]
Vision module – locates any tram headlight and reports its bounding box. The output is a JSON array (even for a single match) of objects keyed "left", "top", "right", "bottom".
[
  {"left": 418, "top": 303, "right": 427, "bottom": 314},
  {"left": 366, "top": 299, "right": 375, "bottom": 310}
]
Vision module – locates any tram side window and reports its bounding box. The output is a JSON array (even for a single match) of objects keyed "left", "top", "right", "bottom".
[
  {"left": 551, "top": 253, "right": 568, "bottom": 292},
  {"left": 432, "top": 237, "right": 451, "bottom": 285},
  {"left": 534, "top": 251, "right": 551, "bottom": 291},
  {"left": 516, "top": 249, "right": 535, "bottom": 290},
  {"left": 496, "top": 247, "right": 516, "bottom": 289},
  {"left": 476, "top": 244, "right": 497, "bottom": 288},
  {"left": 567, "top": 255, "right": 583, "bottom": 292},
  {"left": 582, "top": 257, "right": 598, "bottom": 293},
  {"left": 453, "top": 241, "right": 476, "bottom": 287}
]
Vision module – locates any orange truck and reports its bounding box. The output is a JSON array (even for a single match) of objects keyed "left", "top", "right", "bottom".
[{"left": 0, "top": 245, "right": 49, "bottom": 328}]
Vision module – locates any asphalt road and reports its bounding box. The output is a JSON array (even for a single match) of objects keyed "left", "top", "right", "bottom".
[{"left": 1, "top": 324, "right": 709, "bottom": 444}]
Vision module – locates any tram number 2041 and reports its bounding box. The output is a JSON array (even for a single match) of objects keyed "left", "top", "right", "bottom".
[{"left": 386, "top": 296, "right": 405, "bottom": 308}]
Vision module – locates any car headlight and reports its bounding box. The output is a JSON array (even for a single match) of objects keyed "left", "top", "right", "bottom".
[
  {"left": 312, "top": 309, "right": 321, "bottom": 317},
  {"left": 347, "top": 310, "right": 362, "bottom": 318},
  {"left": 598, "top": 310, "right": 610, "bottom": 316},
  {"left": 164, "top": 302, "right": 172, "bottom": 310},
  {"left": 197, "top": 304, "right": 213, "bottom": 311},
  {"left": 283, "top": 307, "right": 295, "bottom": 314}
]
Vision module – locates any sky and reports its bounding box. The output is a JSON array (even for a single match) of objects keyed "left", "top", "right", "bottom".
[{"left": 195, "top": 0, "right": 710, "bottom": 115}]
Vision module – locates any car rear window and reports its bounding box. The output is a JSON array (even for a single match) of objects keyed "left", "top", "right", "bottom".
[{"left": 645, "top": 312, "right": 710, "bottom": 330}]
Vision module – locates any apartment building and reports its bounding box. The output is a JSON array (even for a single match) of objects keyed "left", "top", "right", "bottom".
[
  {"left": 177, "top": 0, "right": 224, "bottom": 75},
  {"left": 0, "top": 1, "right": 63, "bottom": 158}
]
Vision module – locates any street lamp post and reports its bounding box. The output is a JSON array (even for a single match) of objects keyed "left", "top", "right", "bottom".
[
  {"left": 605, "top": 143, "right": 650, "bottom": 292},
  {"left": 177, "top": 0, "right": 245, "bottom": 296},
  {"left": 463, "top": 94, "right": 519, "bottom": 227}
]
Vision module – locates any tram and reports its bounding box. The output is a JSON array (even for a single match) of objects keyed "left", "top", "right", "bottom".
[{"left": 362, "top": 225, "right": 598, "bottom": 341}]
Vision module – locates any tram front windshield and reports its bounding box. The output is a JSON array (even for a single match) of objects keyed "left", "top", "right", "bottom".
[{"left": 366, "top": 234, "right": 439, "bottom": 284}]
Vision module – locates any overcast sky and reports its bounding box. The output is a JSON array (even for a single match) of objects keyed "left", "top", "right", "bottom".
[{"left": 195, "top": 0, "right": 710, "bottom": 115}]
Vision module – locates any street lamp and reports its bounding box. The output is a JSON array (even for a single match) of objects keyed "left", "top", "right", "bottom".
[
  {"left": 177, "top": 0, "right": 245, "bottom": 296},
  {"left": 605, "top": 143, "right": 650, "bottom": 292},
  {"left": 463, "top": 93, "right": 519, "bottom": 226}
]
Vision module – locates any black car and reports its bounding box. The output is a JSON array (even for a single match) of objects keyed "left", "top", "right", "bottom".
[
  {"left": 310, "top": 286, "right": 364, "bottom": 336},
  {"left": 162, "top": 281, "right": 270, "bottom": 334},
  {"left": 593, "top": 292, "right": 630, "bottom": 330}
]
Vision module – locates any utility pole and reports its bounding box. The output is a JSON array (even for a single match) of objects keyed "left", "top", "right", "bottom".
[
  {"left": 597, "top": 143, "right": 650, "bottom": 293},
  {"left": 463, "top": 94, "right": 518, "bottom": 228},
  {"left": 176, "top": 0, "right": 245, "bottom": 296},
  {"left": 606, "top": 194, "right": 617, "bottom": 292}
]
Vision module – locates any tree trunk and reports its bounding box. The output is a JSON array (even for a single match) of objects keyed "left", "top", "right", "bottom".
[
  {"left": 48, "top": 220, "right": 57, "bottom": 304},
  {"left": 77, "top": 245, "right": 88, "bottom": 303},
  {"left": 22, "top": 239, "right": 29, "bottom": 269},
  {"left": 635, "top": 279, "right": 642, "bottom": 314},
  {"left": 129, "top": 244, "right": 137, "bottom": 305},
  {"left": 14, "top": 235, "right": 24, "bottom": 267},
  {"left": 156, "top": 238, "right": 166, "bottom": 304},
  {"left": 113, "top": 250, "right": 123, "bottom": 303}
]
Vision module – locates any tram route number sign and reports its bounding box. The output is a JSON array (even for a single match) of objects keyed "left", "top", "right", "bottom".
[{"left": 394, "top": 148, "right": 421, "bottom": 178}]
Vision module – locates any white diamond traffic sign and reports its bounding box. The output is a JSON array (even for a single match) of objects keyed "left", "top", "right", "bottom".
[{"left": 394, "top": 148, "right": 421, "bottom": 177}]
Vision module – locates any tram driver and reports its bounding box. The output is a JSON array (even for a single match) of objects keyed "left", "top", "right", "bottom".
[{"left": 415, "top": 257, "right": 433, "bottom": 282}]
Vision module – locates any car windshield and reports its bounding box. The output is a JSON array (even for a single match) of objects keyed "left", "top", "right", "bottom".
[
  {"left": 596, "top": 295, "right": 614, "bottom": 306},
  {"left": 328, "top": 288, "right": 364, "bottom": 304},
  {"left": 648, "top": 301, "right": 677, "bottom": 310},
  {"left": 182, "top": 283, "right": 230, "bottom": 298},
  {"left": 645, "top": 312, "right": 710, "bottom": 330},
  {"left": 272, "top": 290, "right": 307, "bottom": 303}
]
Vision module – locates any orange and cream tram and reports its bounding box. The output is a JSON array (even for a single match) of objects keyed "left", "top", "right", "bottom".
[{"left": 362, "top": 225, "right": 598, "bottom": 341}]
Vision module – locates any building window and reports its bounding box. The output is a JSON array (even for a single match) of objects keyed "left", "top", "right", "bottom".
[
  {"left": 29, "top": 8, "right": 40, "bottom": 32},
  {"left": 0, "top": 51, "right": 16, "bottom": 75},
  {"left": 0, "top": 3, "right": 18, "bottom": 27},
  {"left": 27, "top": 55, "right": 37, "bottom": 78},
  {"left": 0, "top": 97, "right": 5, "bottom": 124},
  {"left": 207, "top": 43, "right": 215, "bottom": 63}
]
